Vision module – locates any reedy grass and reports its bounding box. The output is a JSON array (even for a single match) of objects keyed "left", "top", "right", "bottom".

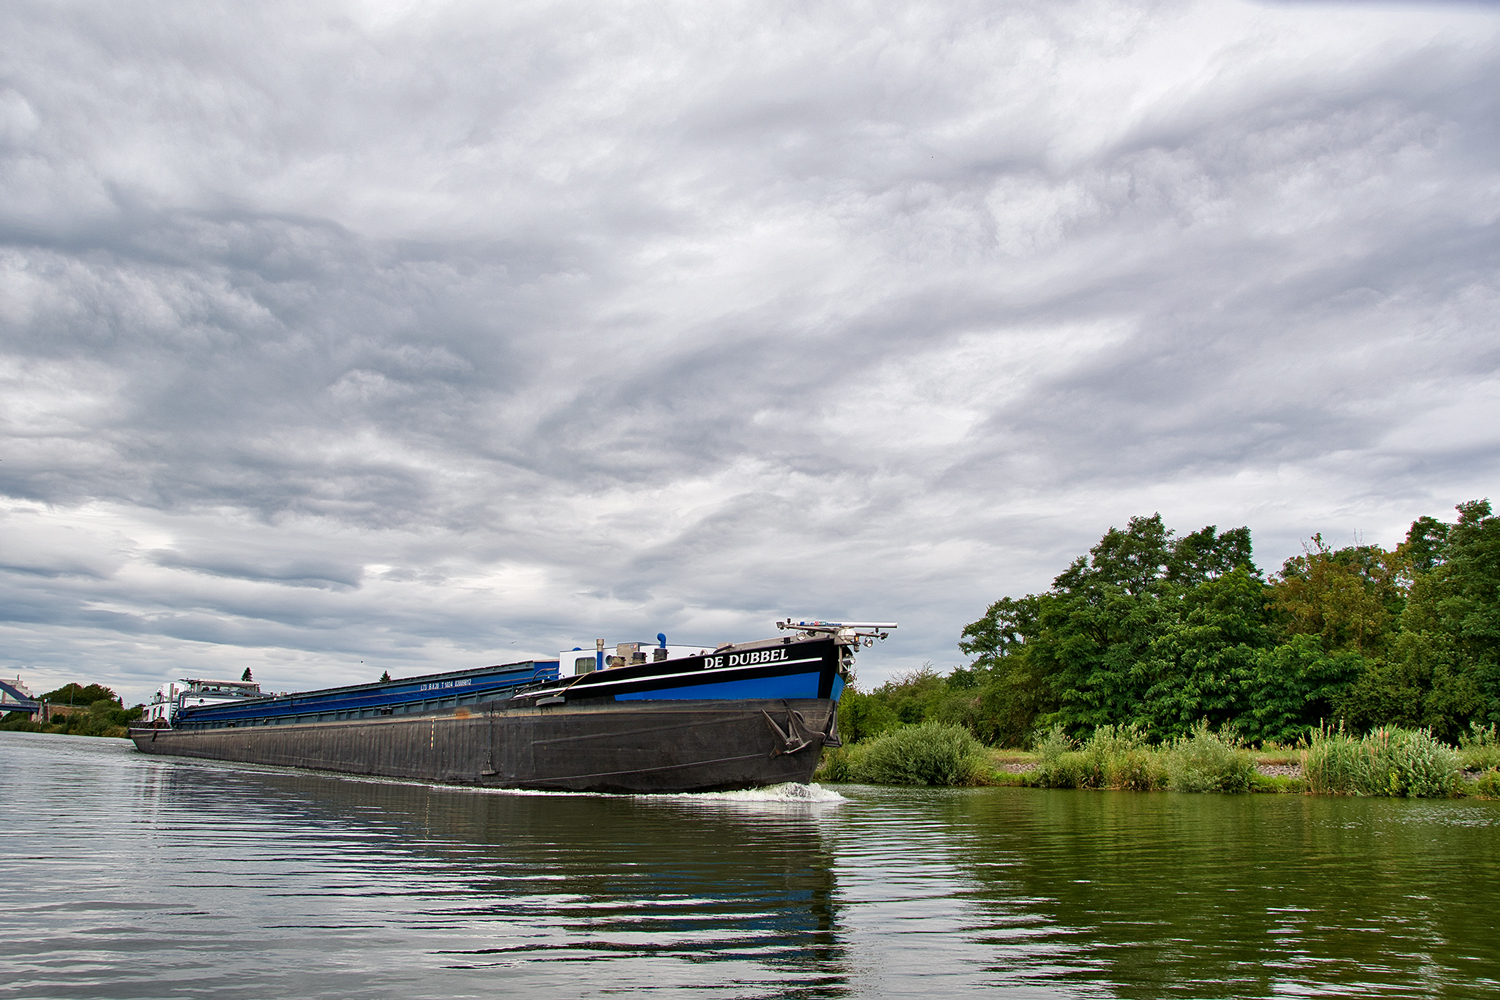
[
  {"left": 1026, "top": 722, "right": 1254, "bottom": 792},
  {"left": 1302, "top": 724, "right": 1459, "bottom": 797},
  {"left": 818, "top": 720, "right": 1477, "bottom": 797},
  {"left": 1458, "top": 722, "right": 1500, "bottom": 772}
]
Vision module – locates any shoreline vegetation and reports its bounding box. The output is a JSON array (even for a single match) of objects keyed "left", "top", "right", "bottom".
[
  {"left": 814, "top": 720, "right": 1500, "bottom": 798},
  {"left": 1, "top": 683, "right": 141, "bottom": 738},
  {"left": 821, "top": 499, "right": 1500, "bottom": 798}
]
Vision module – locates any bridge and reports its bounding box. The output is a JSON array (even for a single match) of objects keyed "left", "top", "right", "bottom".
[{"left": 0, "top": 679, "right": 39, "bottom": 717}]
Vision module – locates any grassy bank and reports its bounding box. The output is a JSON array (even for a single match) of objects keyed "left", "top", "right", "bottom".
[
  {"left": 1, "top": 698, "right": 141, "bottom": 739},
  {"left": 815, "top": 720, "right": 1500, "bottom": 798}
]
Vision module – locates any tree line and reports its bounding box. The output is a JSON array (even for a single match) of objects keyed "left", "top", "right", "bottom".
[{"left": 839, "top": 500, "right": 1500, "bottom": 747}]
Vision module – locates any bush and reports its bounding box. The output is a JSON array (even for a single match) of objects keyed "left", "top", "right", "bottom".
[
  {"left": 1088, "top": 725, "right": 1165, "bottom": 791},
  {"left": 1365, "top": 727, "right": 1459, "bottom": 798},
  {"left": 1026, "top": 724, "right": 1169, "bottom": 790},
  {"left": 1471, "top": 769, "right": 1500, "bottom": 799},
  {"left": 856, "top": 722, "right": 984, "bottom": 786},
  {"left": 1303, "top": 725, "right": 1459, "bottom": 797},
  {"left": 814, "top": 744, "right": 865, "bottom": 783},
  {"left": 1027, "top": 725, "right": 1086, "bottom": 788},
  {"left": 1459, "top": 722, "right": 1500, "bottom": 771},
  {"left": 1, "top": 712, "right": 43, "bottom": 733},
  {"left": 1164, "top": 722, "right": 1256, "bottom": 793},
  {"left": 836, "top": 690, "right": 899, "bottom": 744}
]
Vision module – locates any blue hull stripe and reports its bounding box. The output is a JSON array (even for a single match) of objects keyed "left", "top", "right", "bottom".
[{"left": 615, "top": 671, "right": 823, "bottom": 701}]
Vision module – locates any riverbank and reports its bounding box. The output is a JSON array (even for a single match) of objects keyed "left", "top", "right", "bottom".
[
  {"left": 977, "top": 750, "right": 1500, "bottom": 795},
  {"left": 815, "top": 721, "right": 1500, "bottom": 798}
]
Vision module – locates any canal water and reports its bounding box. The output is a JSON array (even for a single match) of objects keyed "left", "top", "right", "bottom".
[{"left": 2, "top": 732, "right": 1497, "bottom": 998}]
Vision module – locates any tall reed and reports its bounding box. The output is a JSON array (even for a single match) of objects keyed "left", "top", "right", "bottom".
[
  {"left": 1027, "top": 722, "right": 1252, "bottom": 792},
  {"left": 1302, "top": 724, "right": 1459, "bottom": 797}
]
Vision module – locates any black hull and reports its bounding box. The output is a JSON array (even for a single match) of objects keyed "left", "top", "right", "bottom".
[{"left": 129, "top": 697, "right": 835, "bottom": 793}]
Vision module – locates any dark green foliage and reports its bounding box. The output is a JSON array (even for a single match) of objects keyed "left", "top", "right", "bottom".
[
  {"left": 947, "top": 501, "right": 1500, "bottom": 746},
  {"left": 855, "top": 722, "right": 983, "bottom": 786},
  {"left": 1, "top": 711, "right": 44, "bottom": 733},
  {"left": 7, "top": 685, "right": 141, "bottom": 737},
  {"left": 1249, "top": 635, "right": 1365, "bottom": 745},
  {"left": 961, "top": 515, "right": 1269, "bottom": 742},
  {"left": 41, "top": 683, "right": 118, "bottom": 706},
  {"left": 836, "top": 688, "right": 898, "bottom": 744},
  {"left": 1428, "top": 499, "right": 1500, "bottom": 725}
]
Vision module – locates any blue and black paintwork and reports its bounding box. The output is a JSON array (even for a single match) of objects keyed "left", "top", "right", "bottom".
[
  {"left": 129, "top": 633, "right": 848, "bottom": 793},
  {"left": 516, "top": 635, "right": 847, "bottom": 706}
]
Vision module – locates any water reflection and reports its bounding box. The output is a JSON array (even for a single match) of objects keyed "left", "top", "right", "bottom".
[
  {"left": 6, "top": 734, "right": 1500, "bottom": 1000},
  {"left": 9, "top": 734, "right": 850, "bottom": 998},
  {"left": 941, "top": 788, "right": 1500, "bottom": 999}
]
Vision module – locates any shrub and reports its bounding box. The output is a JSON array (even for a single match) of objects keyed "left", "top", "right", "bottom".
[
  {"left": 1164, "top": 721, "right": 1255, "bottom": 793},
  {"left": 1471, "top": 769, "right": 1500, "bottom": 799},
  {"left": 1303, "top": 725, "right": 1459, "bottom": 797},
  {"left": 1364, "top": 727, "right": 1459, "bottom": 798},
  {"left": 0, "top": 712, "right": 43, "bottom": 733},
  {"left": 1458, "top": 722, "right": 1500, "bottom": 772},
  {"left": 1088, "top": 725, "right": 1165, "bottom": 791},
  {"left": 856, "top": 722, "right": 984, "bottom": 786},
  {"left": 1027, "top": 725, "right": 1087, "bottom": 788},
  {"left": 814, "top": 745, "right": 865, "bottom": 783},
  {"left": 1026, "top": 724, "right": 1168, "bottom": 790},
  {"left": 836, "top": 689, "right": 899, "bottom": 744}
]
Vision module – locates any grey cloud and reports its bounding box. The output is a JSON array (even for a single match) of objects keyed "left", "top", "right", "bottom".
[{"left": 2, "top": 0, "right": 1499, "bottom": 702}]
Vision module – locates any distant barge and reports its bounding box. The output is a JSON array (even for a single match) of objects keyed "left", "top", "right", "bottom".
[{"left": 129, "top": 620, "right": 893, "bottom": 793}]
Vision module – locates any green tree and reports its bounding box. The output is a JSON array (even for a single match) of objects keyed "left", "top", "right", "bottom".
[
  {"left": 961, "top": 515, "right": 1267, "bottom": 742},
  {"left": 1248, "top": 634, "right": 1365, "bottom": 744},
  {"left": 42, "top": 683, "right": 119, "bottom": 706},
  {"left": 1365, "top": 499, "right": 1500, "bottom": 736},
  {"left": 959, "top": 594, "right": 1051, "bottom": 745},
  {"left": 1268, "top": 536, "right": 1403, "bottom": 656}
]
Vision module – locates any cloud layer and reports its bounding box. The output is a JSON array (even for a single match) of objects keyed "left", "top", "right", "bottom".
[{"left": 3, "top": 0, "right": 1499, "bottom": 702}]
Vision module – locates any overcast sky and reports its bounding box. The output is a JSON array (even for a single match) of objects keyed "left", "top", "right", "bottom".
[{"left": 3, "top": 0, "right": 1499, "bottom": 704}]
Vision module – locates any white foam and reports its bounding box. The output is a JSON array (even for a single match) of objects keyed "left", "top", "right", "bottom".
[{"left": 637, "top": 782, "right": 846, "bottom": 804}]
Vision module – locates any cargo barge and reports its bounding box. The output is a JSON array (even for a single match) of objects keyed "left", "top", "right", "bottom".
[{"left": 129, "top": 620, "right": 893, "bottom": 793}]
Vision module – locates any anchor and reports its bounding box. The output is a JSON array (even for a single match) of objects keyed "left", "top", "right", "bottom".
[{"left": 762, "top": 705, "right": 815, "bottom": 756}]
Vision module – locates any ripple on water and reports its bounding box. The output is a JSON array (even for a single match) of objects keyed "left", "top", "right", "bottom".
[{"left": 3, "top": 733, "right": 1499, "bottom": 999}]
